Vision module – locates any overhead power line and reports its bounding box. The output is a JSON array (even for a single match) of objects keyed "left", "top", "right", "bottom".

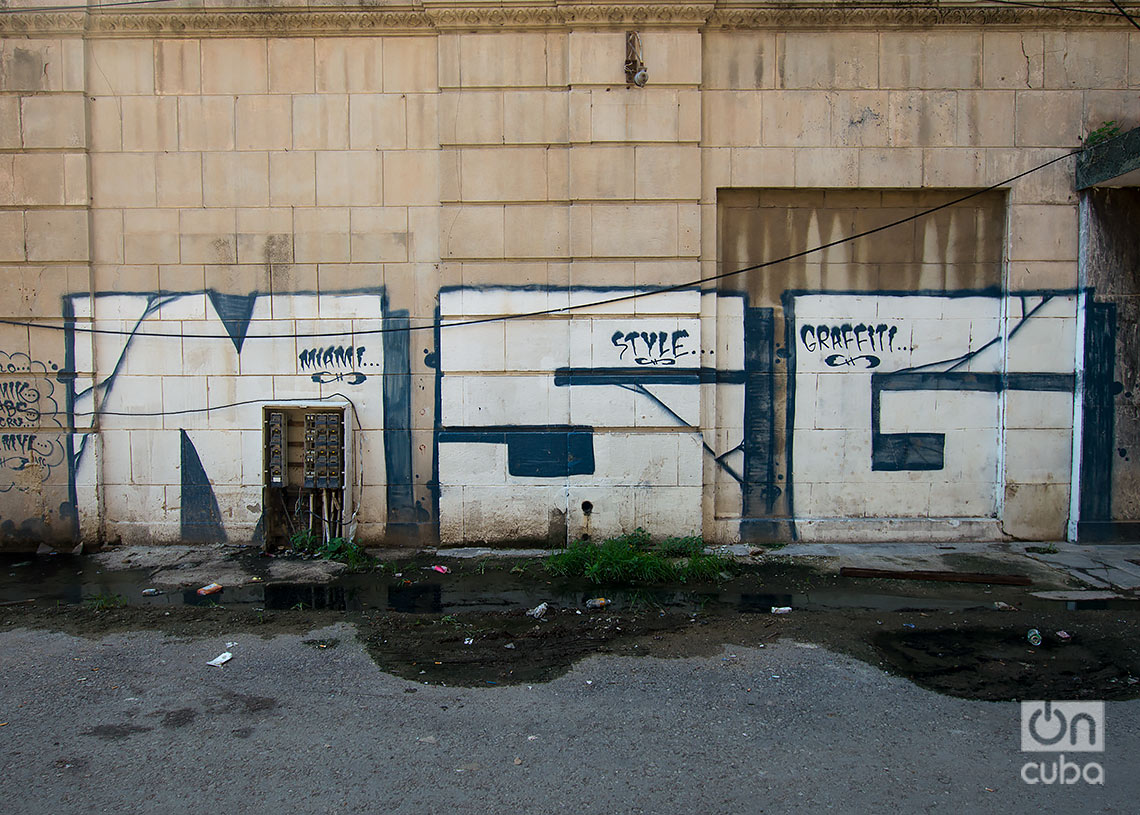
[{"left": 0, "top": 147, "right": 1085, "bottom": 342}]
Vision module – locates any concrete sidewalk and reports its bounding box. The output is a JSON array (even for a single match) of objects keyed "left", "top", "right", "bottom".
[
  {"left": 425, "top": 539, "right": 1140, "bottom": 595},
  {"left": 87, "top": 539, "right": 1140, "bottom": 596},
  {"left": 748, "top": 540, "right": 1140, "bottom": 595}
]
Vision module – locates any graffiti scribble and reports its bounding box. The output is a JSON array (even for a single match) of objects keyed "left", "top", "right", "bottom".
[
  {"left": 824, "top": 354, "right": 881, "bottom": 369},
  {"left": 0, "top": 351, "right": 65, "bottom": 490},
  {"left": 309, "top": 371, "right": 368, "bottom": 385},
  {"left": 611, "top": 329, "right": 694, "bottom": 366}
]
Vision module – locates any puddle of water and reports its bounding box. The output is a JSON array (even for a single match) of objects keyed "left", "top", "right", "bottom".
[
  {"left": 4, "top": 554, "right": 1138, "bottom": 698},
  {"left": 1, "top": 553, "right": 1136, "bottom": 616}
]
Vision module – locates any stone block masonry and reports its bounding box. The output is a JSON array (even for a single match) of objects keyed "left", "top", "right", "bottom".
[{"left": 0, "top": 1, "right": 1138, "bottom": 548}]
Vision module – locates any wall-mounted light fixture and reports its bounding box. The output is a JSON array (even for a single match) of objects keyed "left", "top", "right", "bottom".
[{"left": 625, "top": 31, "right": 648, "bottom": 87}]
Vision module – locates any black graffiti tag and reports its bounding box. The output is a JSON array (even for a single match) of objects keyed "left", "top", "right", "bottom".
[
  {"left": 299, "top": 345, "right": 366, "bottom": 370},
  {"left": 0, "top": 379, "right": 43, "bottom": 428},
  {"left": 800, "top": 323, "right": 898, "bottom": 355},
  {"left": 800, "top": 323, "right": 906, "bottom": 367},
  {"left": 298, "top": 345, "right": 369, "bottom": 385},
  {"left": 611, "top": 329, "right": 694, "bottom": 366}
]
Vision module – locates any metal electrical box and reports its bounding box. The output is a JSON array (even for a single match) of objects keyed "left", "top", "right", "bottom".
[
  {"left": 303, "top": 412, "right": 344, "bottom": 489},
  {"left": 266, "top": 411, "right": 286, "bottom": 487},
  {"left": 261, "top": 402, "right": 352, "bottom": 548}
]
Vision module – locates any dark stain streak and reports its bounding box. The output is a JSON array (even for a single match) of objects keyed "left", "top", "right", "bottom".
[
  {"left": 160, "top": 707, "right": 198, "bottom": 728},
  {"left": 81, "top": 723, "right": 153, "bottom": 741},
  {"left": 205, "top": 691, "right": 279, "bottom": 715}
]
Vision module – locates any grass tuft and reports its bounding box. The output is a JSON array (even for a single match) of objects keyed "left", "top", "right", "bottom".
[{"left": 545, "top": 529, "right": 735, "bottom": 585}]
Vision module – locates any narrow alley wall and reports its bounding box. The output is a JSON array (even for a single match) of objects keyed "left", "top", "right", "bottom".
[{"left": 0, "top": 3, "right": 1137, "bottom": 547}]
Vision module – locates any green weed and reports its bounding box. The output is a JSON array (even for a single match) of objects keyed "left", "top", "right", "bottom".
[
  {"left": 677, "top": 552, "right": 735, "bottom": 583},
  {"left": 658, "top": 535, "right": 704, "bottom": 558},
  {"left": 545, "top": 530, "right": 734, "bottom": 585},
  {"left": 85, "top": 592, "right": 126, "bottom": 611},
  {"left": 318, "top": 537, "right": 374, "bottom": 569},
  {"left": 289, "top": 529, "right": 319, "bottom": 553},
  {"left": 290, "top": 529, "right": 373, "bottom": 569},
  {"left": 1085, "top": 120, "right": 1122, "bottom": 147}
]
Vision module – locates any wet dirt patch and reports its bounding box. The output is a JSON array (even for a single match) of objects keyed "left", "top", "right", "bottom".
[
  {"left": 358, "top": 608, "right": 699, "bottom": 686},
  {"left": 870, "top": 626, "right": 1140, "bottom": 702},
  {"left": 2, "top": 556, "right": 1138, "bottom": 701}
]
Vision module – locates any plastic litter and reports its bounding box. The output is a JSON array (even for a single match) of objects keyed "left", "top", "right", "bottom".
[
  {"left": 141, "top": 588, "right": 162, "bottom": 596},
  {"left": 514, "top": 757, "right": 523, "bottom": 765},
  {"left": 431, "top": 565, "right": 450, "bottom": 574},
  {"left": 902, "top": 622, "right": 916, "bottom": 629},
  {"left": 206, "top": 652, "right": 232, "bottom": 667},
  {"left": 1027, "top": 628, "right": 1043, "bottom": 646},
  {"left": 770, "top": 606, "right": 792, "bottom": 615},
  {"left": 526, "top": 602, "right": 548, "bottom": 619},
  {"left": 463, "top": 637, "right": 474, "bottom": 645},
  {"left": 504, "top": 643, "right": 516, "bottom": 649},
  {"left": 1055, "top": 630, "right": 1072, "bottom": 641},
  {"left": 197, "top": 582, "right": 223, "bottom": 596},
  {"left": 993, "top": 601, "right": 1016, "bottom": 611},
  {"left": 585, "top": 598, "right": 610, "bottom": 609}
]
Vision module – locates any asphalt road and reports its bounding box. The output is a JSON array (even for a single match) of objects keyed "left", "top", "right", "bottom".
[{"left": 1, "top": 624, "right": 1136, "bottom": 814}]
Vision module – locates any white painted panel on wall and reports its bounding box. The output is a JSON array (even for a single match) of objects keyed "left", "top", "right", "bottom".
[
  {"left": 436, "top": 286, "right": 725, "bottom": 543},
  {"left": 71, "top": 290, "right": 388, "bottom": 542},
  {"left": 789, "top": 292, "right": 1078, "bottom": 521}
]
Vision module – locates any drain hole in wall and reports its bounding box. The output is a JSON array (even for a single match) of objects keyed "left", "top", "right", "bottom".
[{"left": 581, "top": 500, "right": 593, "bottom": 516}]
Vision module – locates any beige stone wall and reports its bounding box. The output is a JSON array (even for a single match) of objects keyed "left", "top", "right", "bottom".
[
  {"left": 0, "top": 36, "right": 89, "bottom": 544},
  {"left": 1, "top": 3, "right": 1138, "bottom": 547}
]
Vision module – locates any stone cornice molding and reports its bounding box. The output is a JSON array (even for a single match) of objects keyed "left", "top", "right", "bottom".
[
  {"left": 0, "top": 2, "right": 1136, "bottom": 36},
  {"left": 709, "top": 2, "right": 1136, "bottom": 28},
  {"left": 425, "top": 2, "right": 716, "bottom": 29}
]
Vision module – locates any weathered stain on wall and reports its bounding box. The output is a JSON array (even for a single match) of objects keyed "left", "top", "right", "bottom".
[{"left": 1081, "top": 189, "right": 1140, "bottom": 540}]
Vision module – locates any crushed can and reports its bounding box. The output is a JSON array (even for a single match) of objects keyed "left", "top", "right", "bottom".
[{"left": 585, "top": 598, "right": 609, "bottom": 609}]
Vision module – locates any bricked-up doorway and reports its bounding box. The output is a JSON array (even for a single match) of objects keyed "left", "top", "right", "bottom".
[{"left": 715, "top": 189, "right": 1062, "bottom": 542}]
